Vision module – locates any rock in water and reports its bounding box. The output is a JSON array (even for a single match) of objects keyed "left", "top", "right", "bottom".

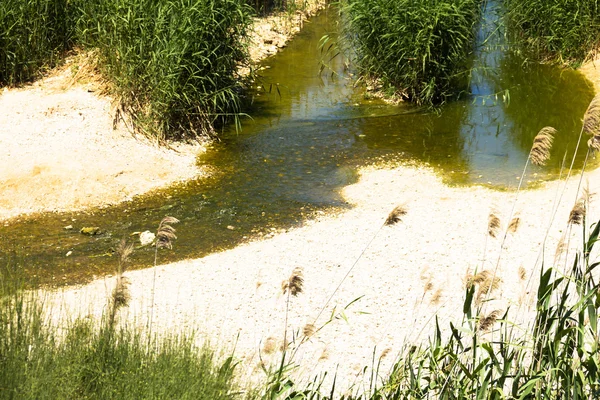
[
  {"left": 80, "top": 227, "right": 101, "bottom": 235},
  {"left": 139, "top": 230, "right": 156, "bottom": 246}
]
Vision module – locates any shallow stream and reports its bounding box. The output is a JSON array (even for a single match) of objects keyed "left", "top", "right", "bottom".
[{"left": 0, "top": 5, "right": 596, "bottom": 285}]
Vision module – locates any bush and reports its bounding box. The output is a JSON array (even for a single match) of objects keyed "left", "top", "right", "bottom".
[
  {"left": 504, "top": 0, "right": 600, "bottom": 65},
  {"left": 340, "top": 0, "right": 482, "bottom": 105}
]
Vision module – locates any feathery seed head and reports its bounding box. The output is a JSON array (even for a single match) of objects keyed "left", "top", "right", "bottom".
[
  {"left": 282, "top": 267, "right": 304, "bottom": 296},
  {"left": 554, "top": 234, "right": 567, "bottom": 264},
  {"left": 303, "top": 323, "right": 316, "bottom": 338},
  {"left": 157, "top": 216, "right": 179, "bottom": 249},
  {"left": 112, "top": 277, "right": 130, "bottom": 309},
  {"left": 508, "top": 216, "right": 520, "bottom": 234},
  {"left": 569, "top": 198, "right": 586, "bottom": 225},
  {"left": 518, "top": 265, "right": 526, "bottom": 281},
  {"left": 529, "top": 127, "right": 556, "bottom": 166},
  {"left": 478, "top": 310, "right": 501, "bottom": 332},
  {"left": 488, "top": 211, "right": 501, "bottom": 238},
  {"left": 385, "top": 204, "right": 407, "bottom": 226},
  {"left": 584, "top": 94, "right": 600, "bottom": 137},
  {"left": 116, "top": 238, "right": 134, "bottom": 267}
]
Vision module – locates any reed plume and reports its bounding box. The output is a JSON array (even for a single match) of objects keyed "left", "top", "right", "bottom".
[
  {"left": 465, "top": 270, "right": 501, "bottom": 302},
  {"left": 262, "top": 337, "right": 277, "bottom": 355},
  {"left": 518, "top": 265, "right": 526, "bottom": 281},
  {"left": 554, "top": 234, "right": 567, "bottom": 264},
  {"left": 529, "top": 127, "right": 556, "bottom": 166},
  {"left": 477, "top": 275, "right": 502, "bottom": 302},
  {"left": 430, "top": 288, "right": 442, "bottom": 305},
  {"left": 583, "top": 94, "right": 600, "bottom": 137},
  {"left": 282, "top": 267, "right": 304, "bottom": 297},
  {"left": 303, "top": 323, "right": 316, "bottom": 338},
  {"left": 568, "top": 198, "right": 586, "bottom": 225},
  {"left": 157, "top": 216, "right": 180, "bottom": 249},
  {"left": 478, "top": 309, "right": 501, "bottom": 332},
  {"left": 149, "top": 216, "right": 180, "bottom": 339},
  {"left": 385, "top": 204, "right": 407, "bottom": 225},
  {"left": 488, "top": 211, "right": 501, "bottom": 238},
  {"left": 465, "top": 269, "right": 491, "bottom": 288},
  {"left": 508, "top": 216, "right": 520, "bottom": 233},
  {"left": 108, "top": 238, "right": 134, "bottom": 329}
]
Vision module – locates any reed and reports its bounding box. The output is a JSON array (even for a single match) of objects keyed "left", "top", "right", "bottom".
[
  {"left": 504, "top": 0, "right": 600, "bottom": 65},
  {"left": 339, "top": 0, "right": 482, "bottom": 105},
  {"left": 0, "top": 0, "right": 71, "bottom": 85},
  {"left": 70, "top": 0, "right": 252, "bottom": 142},
  {"left": 0, "top": 264, "right": 242, "bottom": 399}
]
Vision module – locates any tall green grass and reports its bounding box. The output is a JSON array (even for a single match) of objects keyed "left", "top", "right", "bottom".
[
  {"left": 1, "top": 0, "right": 254, "bottom": 141},
  {"left": 71, "top": 0, "right": 253, "bottom": 141},
  {"left": 339, "top": 0, "right": 482, "bottom": 105},
  {"left": 0, "top": 244, "right": 242, "bottom": 399},
  {"left": 504, "top": 0, "right": 600, "bottom": 65},
  {"left": 0, "top": 0, "right": 71, "bottom": 85}
]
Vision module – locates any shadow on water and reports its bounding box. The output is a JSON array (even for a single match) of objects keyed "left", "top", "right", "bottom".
[{"left": 0, "top": 4, "right": 596, "bottom": 285}]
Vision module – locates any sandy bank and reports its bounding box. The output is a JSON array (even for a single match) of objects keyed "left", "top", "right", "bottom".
[{"left": 0, "top": 0, "right": 326, "bottom": 222}]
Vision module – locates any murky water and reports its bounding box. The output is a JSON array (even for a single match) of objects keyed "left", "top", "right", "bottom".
[{"left": 0, "top": 5, "right": 595, "bottom": 285}]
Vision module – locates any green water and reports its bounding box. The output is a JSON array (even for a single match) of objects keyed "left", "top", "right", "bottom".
[{"left": 0, "top": 6, "right": 595, "bottom": 285}]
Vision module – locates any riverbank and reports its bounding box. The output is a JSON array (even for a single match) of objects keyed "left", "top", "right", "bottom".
[
  {"left": 46, "top": 158, "right": 600, "bottom": 391},
  {"left": 580, "top": 55, "right": 600, "bottom": 93},
  {"left": 0, "top": 1, "right": 327, "bottom": 222}
]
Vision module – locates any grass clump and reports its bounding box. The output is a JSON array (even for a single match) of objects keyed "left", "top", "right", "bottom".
[
  {"left": 504, "top": 0, "right": 600, "bottom": 65},
  {"left": 0, "top": 0, "right": 71, "bottom": 85},
  {"left": 71, "top": 0, "right": 253, "bottom": 142},
  {"left": 339, "top": 0, "right": 482, "bottom": 105}
]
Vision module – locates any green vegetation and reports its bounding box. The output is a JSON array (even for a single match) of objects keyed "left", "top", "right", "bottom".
[
  {"left": 504, "top": 0, "right": 600, "bottom": 65},
  {"left": 339, "top": 0, "right": 482, "bottom": 105},
  {"left": 0, "top": 0, "right": 253, "bottom": 141},
  {"left": 0, "top": 219, "right": 241, "bottom": 400},
  {"left": 0, "top": 288, "right": 240, "bottom": 399},
  {"left": 72, "top": 0, "right": 253, "bottom": 141},
  {"left": 0, "top": 0, "right": 70, "bottom": 85}
]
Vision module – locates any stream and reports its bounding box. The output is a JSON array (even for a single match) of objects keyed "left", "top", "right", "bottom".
[{"left": 0, "top": 4, "right": 595, "bottom": 285}]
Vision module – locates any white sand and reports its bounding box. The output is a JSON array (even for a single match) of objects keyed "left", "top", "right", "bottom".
[{"left": 46, "top": 161, "right": 600, "bottom": 393}]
